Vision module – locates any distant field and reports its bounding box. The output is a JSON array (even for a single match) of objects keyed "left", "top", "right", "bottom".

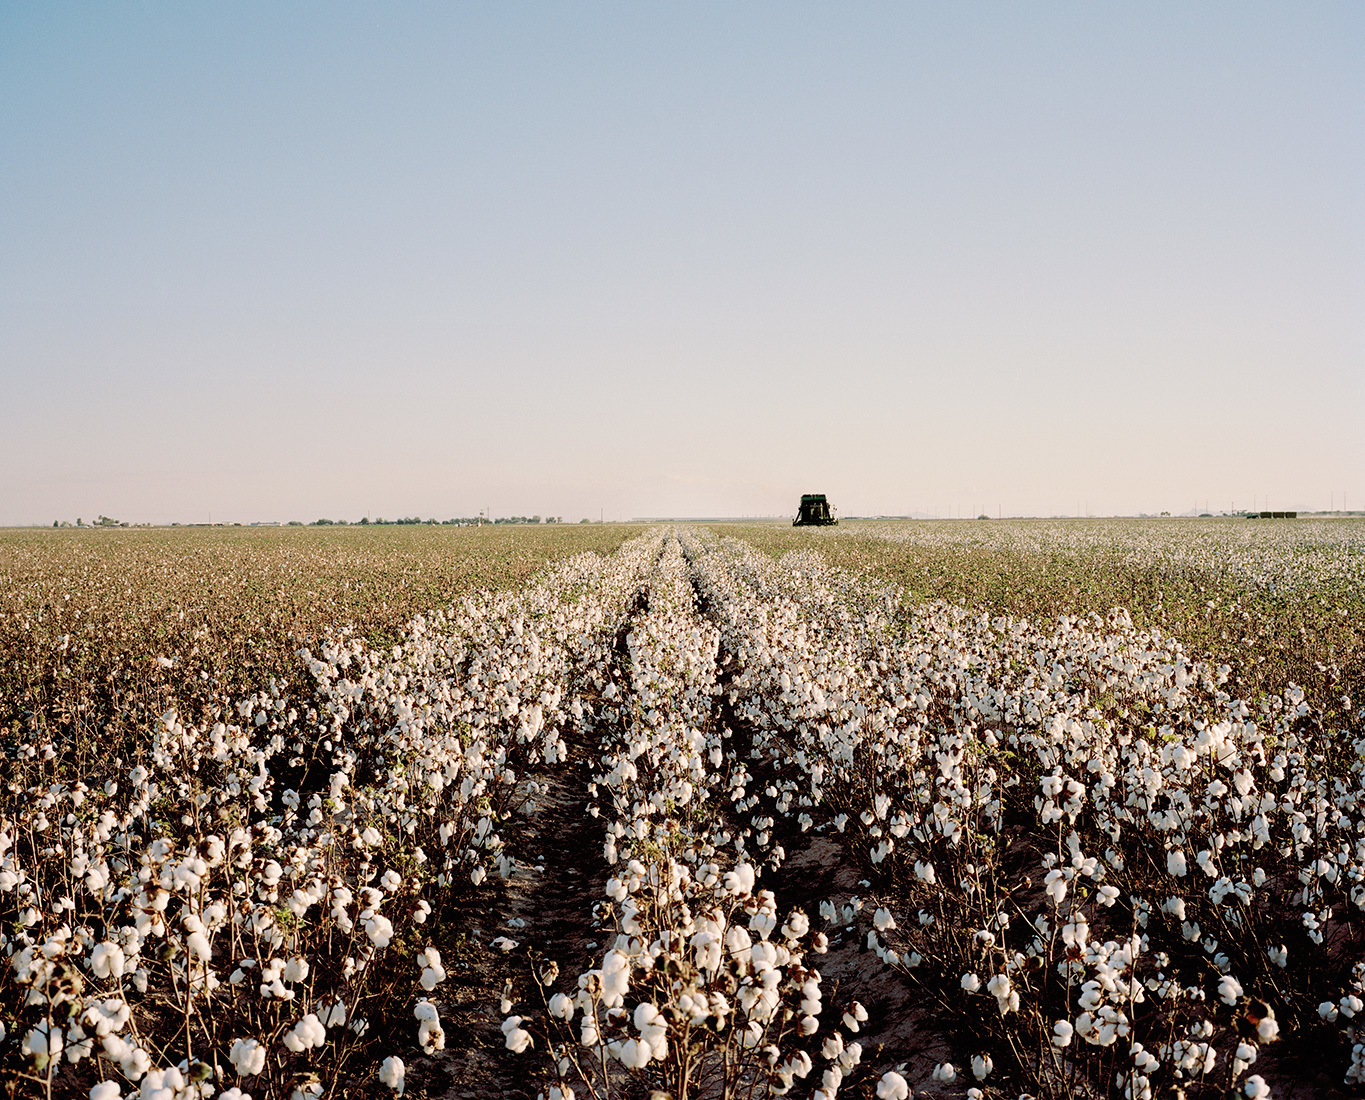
[
  {"left": 723, "top": 517, "right": 1365, "bottom": 719},
  {"left": 0, "top": 523, "right": 642, "bottom": 753}
]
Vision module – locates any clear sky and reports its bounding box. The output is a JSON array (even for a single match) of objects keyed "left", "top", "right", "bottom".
[{"left": 2, "top": 3, "right": 1362, "bottom": 524}]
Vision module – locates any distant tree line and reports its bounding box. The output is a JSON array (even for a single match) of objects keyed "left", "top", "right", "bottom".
[{"left": 54, "top": 516, "right": 138, "bottom": 528}]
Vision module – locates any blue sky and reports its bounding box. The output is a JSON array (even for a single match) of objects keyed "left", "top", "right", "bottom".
[{"left": 2, "top": 3, "right": 1361, "bottom": 522}]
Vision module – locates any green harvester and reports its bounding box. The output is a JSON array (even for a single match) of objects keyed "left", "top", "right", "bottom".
[{"left": 793, "top": 494, "right": 837, "bottom": 527}]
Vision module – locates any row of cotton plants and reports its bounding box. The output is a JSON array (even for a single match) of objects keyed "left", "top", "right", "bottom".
[
  {"left": 683, "top": 530, "right": 1365, "bottom": 1096},
  {"left": 0, "top": 534, "right": 668, "bottom": 1100},
  {"left": 506, "top": 532, "right": 894, "bottom": 1100}
]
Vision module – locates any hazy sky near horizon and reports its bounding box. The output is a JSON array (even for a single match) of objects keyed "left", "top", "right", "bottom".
[{"left": 3, "top": 3, "right": 1362, "bottom": 524}]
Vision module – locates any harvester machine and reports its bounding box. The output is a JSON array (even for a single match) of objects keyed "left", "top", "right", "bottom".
[{"left": 793, "top": 494, "right": 837, "bottom": 527}]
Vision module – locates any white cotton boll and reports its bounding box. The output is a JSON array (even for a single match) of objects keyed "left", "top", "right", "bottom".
[
  {"left": 723, "top": 864, "right": 756, "bottom": 896},
  {"left": 876, "top": 1072, "right": 909, "bottom": 1100},
  {"left": 230, "top": 1037, "right": 267, "bottom": 1077},
  {"left": 799, "top": 1015, "right": 819, "bottom": 1035},
  {"left": 283, "top": 957, "right": 309, "bottom": 983},
  {"left": 1168, "top": 850, "right": 1188, "bottom": 877},
  {"left": 471, "top": 866, "right": 487, "bottom": 886},
  {"left": 365, "top": 916, "right": 394, "bottom": 949},
  {"left": 611, "top": 1037, "right": 651, "bottom": 1068},
  {"left": 379, "top": 1055, "right": 405, "bottom": 1095},
  {"left": 501, "top": 1016, "right": 532, "bottom": 1053},
  {"left": 600, "top": 950, "right": 630, "bottom": 1006},
  {"left": 282, "top": 1014, "right": 325, "bottom": 1052},
  {"left": 933, "top": 1062, "right": 956, "bottom": 1082},
  {"left": 549, "top": 993, "right": 574, "bottom": 1020},
  {"left": 24, "top": 1031, "right": 63, "bottom": 1064},
  {"left": 634, "top": 1001, "right": 667, "bottom": 1059},
  {"left": 90, "top": 941, "right": 126, "bottom": 980},
  {"left": 841, "top": 1001, "right": 867, "bottom": 1031},
  {"left": 961, "top": 972, "right": 981, "bottom": 992},
  {"left": 580, "top": 1016, "right": 600, "bottom": 1048},
  {"left": 873, "top": 907, "right": 896, "bottom": 931},
  {"left": 1052, "top": 1020, "right": 1074, "bottom": 1048},
  {"left": 1219, "top": 975, "right": 1244, "bottom": 1005},
  {"left": 1244, "top": 1076, "right": 1270, "bottom": 1099},
  {"left": 972, "top": 1054, "right": 993, "bottom": 1079},
  {"left": 90, "top": 1082, "right": 121, "bottom": 1100}
]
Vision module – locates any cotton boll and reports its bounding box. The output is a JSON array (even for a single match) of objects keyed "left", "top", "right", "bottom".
[
  {"left": 876, "top": 1071, "right": 909, "bottom": 1100},
  {"left": 230, "top": 1037, "right": 267, "bottom": 1077},
  {"left": 379, "top": 1056, "right": 405, "bottom": 1095},
  {"left": 501, "top": 1017, "right": 532, "bottom": 1053},
  {"left": 364, "top": 915, "right": 394, "bottom": 949},
  {"left": 90, "top": 942, "right": 126, "bottom": 980}
]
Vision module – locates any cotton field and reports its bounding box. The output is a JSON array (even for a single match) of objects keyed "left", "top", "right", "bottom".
[{"left": 1, "top": 523, "right": 1363, "bottom": 1100}]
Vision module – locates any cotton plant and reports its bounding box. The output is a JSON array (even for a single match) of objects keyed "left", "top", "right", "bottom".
[{"left": 507, "top": 855, "right": 866, "bottom": 1100}]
